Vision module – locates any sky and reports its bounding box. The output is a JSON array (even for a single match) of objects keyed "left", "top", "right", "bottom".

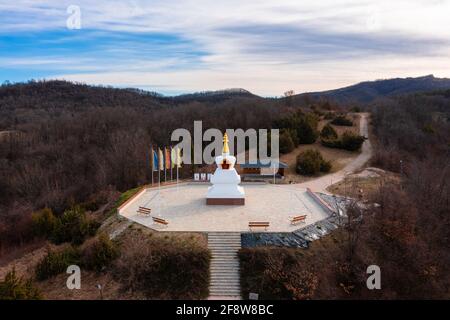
[{"left": 1, "top": 0, "right": 450, "bottom": 96}]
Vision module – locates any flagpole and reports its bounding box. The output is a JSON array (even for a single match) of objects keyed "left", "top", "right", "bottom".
[
  {"left": 151, "top": 145, "right": 154, "bottom": 187},
  {"left": 158, "top": 159, "right": 161, "bottom": 218},
  {"left": 273, "top": 163, "right": 276, "bottom": 184},
  {"left": 158, "top": 148, "right": 161, "bottom": 191},
  {"left": 176, "top": 146, "right": 179, "bottom": 192},
  {"left": 164, "top": 147, "right": 167, "bottom": 183},
  {"left": 170, "top": 146, "right": 173, "bottom": 181}
]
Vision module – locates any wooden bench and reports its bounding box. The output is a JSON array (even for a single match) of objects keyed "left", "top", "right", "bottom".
[
  {"left": 249, "top": 221, "right": 270, "bottom": 231},
  {"left": 290, "top": 215, "right": 307, "bottom": 225},
  {"left": 152, "top": 216, "right": 169, "bottom": 226},
  {"left": 137, "top": 206, "right": 151, "bottom": 216}
]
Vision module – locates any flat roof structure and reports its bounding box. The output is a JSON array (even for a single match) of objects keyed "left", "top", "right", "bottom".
[
  {"left": 118, "top": 183, "right": 330, "bottom": 232},
  {"left": 239, "top": 160, "right": 289, "bottom": 169}
]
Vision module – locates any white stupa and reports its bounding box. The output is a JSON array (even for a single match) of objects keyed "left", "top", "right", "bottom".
[{"left": 206, "top": 133, "right": 245, "bottom": 205}]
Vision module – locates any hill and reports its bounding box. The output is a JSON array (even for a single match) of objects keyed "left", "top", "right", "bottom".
[
  {"left": 299, "top": 75, "right": 450, "bottom": 104},
  {"left": 170, "top": 88, "right": 260, "bottom": 103}
]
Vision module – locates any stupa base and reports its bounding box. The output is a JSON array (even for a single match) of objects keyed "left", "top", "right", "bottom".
[{"left": 206, "top": 198, "right": 245, "bottom": 205}]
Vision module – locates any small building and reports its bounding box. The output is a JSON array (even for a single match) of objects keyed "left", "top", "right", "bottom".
[{"left": 238, "top": 160, "right": 288, "bottom": 181}]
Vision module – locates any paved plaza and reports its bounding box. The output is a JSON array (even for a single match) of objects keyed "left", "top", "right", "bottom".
[{"left": 119, "top": 183, "right": 330, "bottom": 232}]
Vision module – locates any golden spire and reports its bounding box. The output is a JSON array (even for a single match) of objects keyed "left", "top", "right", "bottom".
[{"left": 223, "top": 132, "right": 229, "bottom": 154}]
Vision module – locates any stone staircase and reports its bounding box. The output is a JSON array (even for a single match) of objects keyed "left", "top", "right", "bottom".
[{"left": 208, "top": 232, "right": 242, "bottom": 299}]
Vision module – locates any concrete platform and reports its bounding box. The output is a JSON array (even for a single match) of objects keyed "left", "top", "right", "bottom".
[{"left": 118, "top": 183, "right": 329, "bottom": 232}]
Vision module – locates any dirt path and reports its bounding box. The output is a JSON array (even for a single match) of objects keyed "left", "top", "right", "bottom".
[{"left": 294, "top": 113, "right": 372, "bottom": 192}]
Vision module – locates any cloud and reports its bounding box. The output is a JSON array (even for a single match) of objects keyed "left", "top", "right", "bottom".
[{"left": 1, "top": 0, "right": 450, "bottom": 95}]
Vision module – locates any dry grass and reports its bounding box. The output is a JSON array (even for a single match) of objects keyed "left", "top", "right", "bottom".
[
  {"left": 117, "top": 223, "right": 208, "bottom": 249},
  {"left": 318, "top": 113, "right": 361, "bottom": 135},
  {"left": 280, "top": 144, "right": 358, "bottom": 183},
  {"left": 112, "top": 227, "right": 209, "bottom": 299},
  {"left": 279, "top": 113, "right": 362, "bottom": 183},
  {"left": 35, "top": 271, "right": 137, "bottom": 300},
  {"left": 0, "top": 242, "right": 65, "bottom": 280},
  {"left": 239, "top": 230, "right": 348, "bottom": 300},
  {"left": 326, "top": 169, "right": 400, "bottom": 199},
  {"left": 0, "top": 219, "right": 208, "bottom": 300}
]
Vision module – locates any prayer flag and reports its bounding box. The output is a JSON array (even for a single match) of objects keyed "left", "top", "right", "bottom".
[
  {"left": 152, "top": 149, "right": 158, "bottom": 172},
  {"left": 158, "top": 148, "right": 164, "bottom": 171},
  {"left": 171, "top": 147, "right": 177, "bottom": 169},
  {"left": 165, "top": 147, "right": 171, "bottom": 169}
]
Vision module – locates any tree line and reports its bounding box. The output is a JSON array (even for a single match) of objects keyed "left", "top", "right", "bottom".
[{"left": 0, "top": 80, "right": 289, "bottom": 252}]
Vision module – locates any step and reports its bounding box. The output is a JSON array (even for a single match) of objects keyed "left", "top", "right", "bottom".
[
  {"left": 210, "top": 287, "right": 241, "bottom": 291},
  {"left": 211, "top": 261, "right": 239, "bottom": 265},
  {"left": 208, "top": 235, "right": 241, "bottom": 238},
  {"left": 210, "top": 266, "right": 239, "bottom": 270},
  {"left": 208, "top": 237, "right": 241, "bottom": 240},
  {"left": 210, "top": 274, "right": 240, "bottom": 279},
  {"left": 210, "top": 269, "right": 240, "bottom": 273},
  {"left": 211, "top": 262, "right": 238, "bottom": 266},
  {"left": 208, "top": 232, "right": 241, "bottom": 235},
  {"left": 209, "top": 242, "right": 240, "bottom": 245},
  {"left": 210, "top": 272, "right": 240, "bottom": 276},
  {"left": 209, "top": 245, "right": 241, "bottom": 249},
  {"left": 210, "top": 287, "right": 241, "bottom": 292},
  {"left": 211, "top": 254, "right": 239, "bottom": 258},
  {"left": 211, "top": 255, "right": 239, "bottom": 259},
  {"left": 211, "top": 278, "right": 239, "bottom": 282},
  {"left": 210, "top": 273, "right": 240, "bottom": 278},
  {"left": 211, "top": 265, "right": 239, "bottom": 268},
  {"left": 210, "top": 268, "right": 240, "bottom": 272},
  {"left": 210, "top": 269, "right": 240, "bottom": 274},
  {"left": 211, "top": 252, "right": 239, "bottom": 256},
  {"left": 210, "top": 290, "right": 241, "bottom": 295},
  {"left": 207, "top": 233, "right": 242, "bottom": 300},
  {"left": 209, "top": 241, "right": 241, "bottom": 245},
  {"left": 211, "top": 257, "right": 240, "bottom": 262},
  {"left": 210, "top": 288, "right": 241, "bottom": 293},
  {"left": 211, "top": 251, "right": 237, "bottom": 254},
  {"left": 211, "top": 268, "right": 239, "bottom": 272},
  {"left": 210, "top": 293, "right": 241, "bottom": 297},
  {"left": 211, "top": 283, "right": 241, "bottom": 288},
  {"left": 211, "top": 251, "right": 239, "bottom": 254},
  {"left": 211, "top": 279, "right": 239, "bottom": 284},
  {"left": 208, "top": 240, "right": 241, "bottom": 243},
  {"left": 210, "top": 266, "right": 239, "bottom": 271},
  {"left": 210, "top": 266, "right": 240, "bottom": 271},
  {"left": 212, "top": 258, "right": 238, "bottom": 262},
  {"left": 209, "top": 235, "right": 240, "bottom": 238},
  {"left": 210, "top": 262, "right": 240, "bottom": 267}
]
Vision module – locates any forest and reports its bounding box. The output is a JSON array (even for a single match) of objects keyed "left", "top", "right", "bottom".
[
  {"left": 0, "top": 80, "right": 449, "bottom": 299},
  {"left": 0, "top": 80, "right": 292, "bottom": 253},
  {"left": 240, "top": 90, "right": 450, "bottom": 299}
]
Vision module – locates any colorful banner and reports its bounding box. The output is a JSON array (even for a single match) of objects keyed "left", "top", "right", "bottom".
[
  {"left": 176, "top": 146, "right": 182, "bottom": 168},
  {"left": 158, "top": 148, "right": 164, "bottom": 171},
  {"left": 165, "top": 147, "right": 171, "bottom": 169},
  {"left": 152, "top": 149, "right": 158, "bottom": 172},
  {"left": 171, "top": 147, "right": 177, "bottom": 168}
]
